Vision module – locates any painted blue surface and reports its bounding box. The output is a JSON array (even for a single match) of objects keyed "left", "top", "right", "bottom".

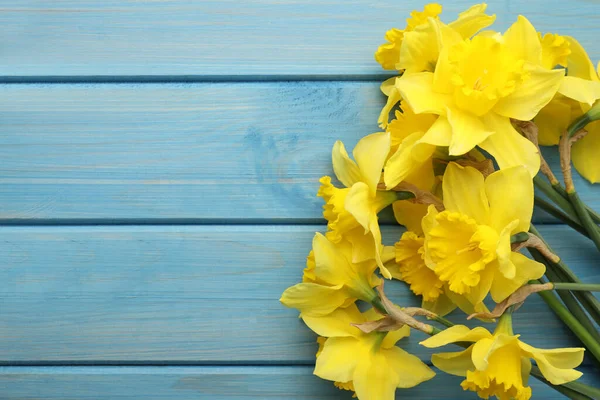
[{"left": 0, "top": 1, "right": 599, "bottom": 399}]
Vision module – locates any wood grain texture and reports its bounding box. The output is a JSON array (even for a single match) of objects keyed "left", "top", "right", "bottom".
[
  {"left": 0, "top": 224, "right": 597, "bottom": 363},
  {"left": 0, "top": 365, "right": 597, "bottom": 399},
  {"left": 0, "top": 1, "right": 599, "bottom": 78},
  {"left": 0, "top": 82, "right": 594, "bottom": 224}
]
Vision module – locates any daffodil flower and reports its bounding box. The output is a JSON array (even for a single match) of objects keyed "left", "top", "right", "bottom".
[
  {"left": 397, "top": 16, "right": 565, "bottom": 176},
  {"left": 422, "top": 163, "right": 545, "bottom": 309},
  {"left": 303, "top": 305, "right": 435, "bottom": 400},
  {"left": 377, "top": 4, "right": 496, "bottom": 128},
  {"left": 420, "top": 314, "right": 585, "bottom": 400},
  {"left": 318, "top": 132, "right": 397, "bottom": 277},
  {"left": 280, "top": 233, "right": 381, "bottom": 316},
  {"left": 375, "top": 3, "right": 495, "bottom": 73},
  {"left": 392, "top": 231, "right": 444, "bottom": 302},
  {"left": 534, "top": 34, "right": 600, "bottom": 183},
  {"left": 383, "top": 104, "right": 438, "bottom": 190},
  {"left": 375, "top": 3, "right": 443, "bottom": 71},
  {"left": 389, "top": 230, "right": 492, "bottom": 317}
]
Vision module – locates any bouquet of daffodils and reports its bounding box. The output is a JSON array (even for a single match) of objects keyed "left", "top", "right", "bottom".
[{"left": 281, "top": 3, "right": 600, "bottom": 399}]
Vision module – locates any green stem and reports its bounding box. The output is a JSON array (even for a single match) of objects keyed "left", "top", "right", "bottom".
[
  {"left": 568, "top": 191, "right": 600, "bottom": 252},
  {"left": 395, "top": 191, "right": 415, "bottom": 201},
  {"left": 510, "top": 231, "right": 530, "bottom": 244},
  {"left": 533, "top": 282, "right": 600, "bottom": 363},
  {"left": 553, "top": 282, "right": 600, "bottom": 292},
  {"left": 371, "top": 296, "right": 387, "bottom": 314},
  {"left": 534, "top": 196, "right": 589, "bottom": 239},
  {"left": 534, "top": 176, "right": 580, "bottom": 221},
  {"left": 561, "top": 378, "right": 600, "bottom": 399},
  {"left": 530, "top": 226, "right": 600, "bottom": 327},
  {"left": 568, "top": 114, "right": 592, "bottom": 139},
  {"left": 539, "top": 256, "right": 600, "bottom": 345},
  {"left": 431, "top": 315, "right": 454, "bottom": 328},
  {"left": 530, "top": 366, "right": 594, "bottom": 400},
  {"left": 552, "top": 183, "right": 600, "bottom": 225}
]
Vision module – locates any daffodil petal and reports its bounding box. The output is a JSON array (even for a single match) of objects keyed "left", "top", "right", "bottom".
[
  {"left": 448, "top": 3, "right": 496, "bottom": 39},
  {"left": 404, "top": 154, "right": 436, "bottom": 190},
  {"left": 446, "top": 107, "right": 494, "bottom": 155},
  {"left": 572, "top": 121, "right": 600, "bottom": 184},
  {"left": 399, "top": 18, "right": 441, "bottom": 74},
  {"left": 332, "top": 141, "right": 362, "bottom": 188},
  {"left": 314, "top": 336, "right": 362, "bottom": 383},
  {"left": 313, "top": 232, "right": 352, "bottom": 285},
  {"left": 301, "top": 304, "right": 364, "bottom": 338},
  {"left": 280, "top": 282, "right": 347, "bottom": 316},
  {"left": 384, "top": 131, "right": 427, "bottom": 188},
  {"left": 382, "top": 325, "right": 411, "bottom": 349},
  {"left": 396, "top": 72, "right": 451, "bottom": 115},
  {"left": 565, "top": 35, "right": 599, "bottom": 81},
  {"left": 479, "top": 113, "right": 541, "bottom": 176},
  {"left": 489, "top": 252, "right": 545, "bottom": 303},
  {"left": 418, "top": 115, "right": 452, "bottom": 146},
  {"left": 559, "top": 76, "right": 600, "bottom": 106},
  {"left": 422, "top": 292, "right": 457, "bottom": 317},
  {"left": 519, "top": 342, "right": 585, "bottom": 369},
  {"left": 519, "top": 341, "right": 585, "bottom": 385},
  {"left": 522, "top": 357, "right": 532, "bottom": 385},
  {"left": 445, "top": 287, "right": 491, "bottom": 318},
  {"left": 534, "top": 97, "right": 572, "bottom": 146},
  {"left": 431, "top": 346, "right": 475, "bottom": 377},
  {"left": 495, "top": 220, "right": 519, "bottom": 279},
  {"left": 392, "top": 200, "right": 429, "bottom": 234},
  {"left": 353, "top": 132, "right": 391, "bottom": 195},
  {"left": 493, "top": 63, "right": 564, "bottom": 121},
  {"left": 345, "top": 183, "right": 395, "bottom": 278},
  {"left": 370, "top": 216, "right": 391, "bottom": 279},
  {"left": 503, "top": 15, "right": 542, "bottom": 65},
  {"left": 345, "top": 226, "right": 377, "bottom": 264},
  {"left": 485, "top": 166, "right": 533, "bottom": 233},
  {"left": 380, "top": 76, "right": 397, "bottom": 96},
  {"left": 345, "top": 183, "right": 375, "bottom": 232},
  {"left": 353, "top": 347, "right": 435, "bottom": 397},
  {"left": 420, "top": 325, "right": 492, "bottom": 348},
  {"left": 379, "top": 85, "right": 402, "bottom": 128},
  {"left": 442, "top": 162, "right": 490, "bottom": 223},
  {"left": 385, "top": 347, "right": 436, "bottom": 388}
]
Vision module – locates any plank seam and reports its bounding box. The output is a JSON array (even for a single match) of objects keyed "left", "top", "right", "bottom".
[
  {"left": 0, "top": 220, "right": 570, "bottom": 227},
  {"left": 0, "top": 75, "right": 396, "bottom": 84}
]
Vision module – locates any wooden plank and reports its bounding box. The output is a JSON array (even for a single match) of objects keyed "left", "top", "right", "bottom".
[
  {"left": 0, "top": 82, "right": 593, "bottom": 223},
  {"left": 0, "top": 224, "right": 596, "bottom": 363},
  {"left": 0, "top": 366, "right": 597, "bottom": 399},
  {"left": 0, "top": 1, "right": 599, "bottom": 78}
]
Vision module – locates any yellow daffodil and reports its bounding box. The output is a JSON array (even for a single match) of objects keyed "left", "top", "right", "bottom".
[
  {"left": 389, "top": 229, "right": 492, "bottom": 317},
  {"left": 420, "top": 314, "right": 585, "bottom": 400},
  {"left": 375, "top": 3, "right": 443, "bottom": 71},
  {"left": 383, "top": 104, "right": 438, "bottom": 190},
  {"left": 375, "top": 3, "right": 495, "bottom": 73},
  {"left": 397, "top": 16, "right": 565, "bottom": 176},
  {"left": 318, "top": 132, "right": 397, "bottom": 277},
  {"left": 280, "top": 233, "right": 381, "bottom": 316},
  {"left": 303, "top": 305, "right": 435, "bottom": 400},
  {"left": 422, "top": 163, "right": 545, "bottom": 309},
  {"left": 533, "top": 34, "right": 600, "bottom": 183},
  {"left": 392, "top": 231, "right": 444, "bottom": 302},
  {"left": 377, "top": 4, "right": 495, "bottom": 128}
]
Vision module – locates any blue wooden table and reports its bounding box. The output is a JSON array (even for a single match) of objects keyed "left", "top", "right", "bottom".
[{"left": 0, "top": 1, "right": 599, "bottom": 398}]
